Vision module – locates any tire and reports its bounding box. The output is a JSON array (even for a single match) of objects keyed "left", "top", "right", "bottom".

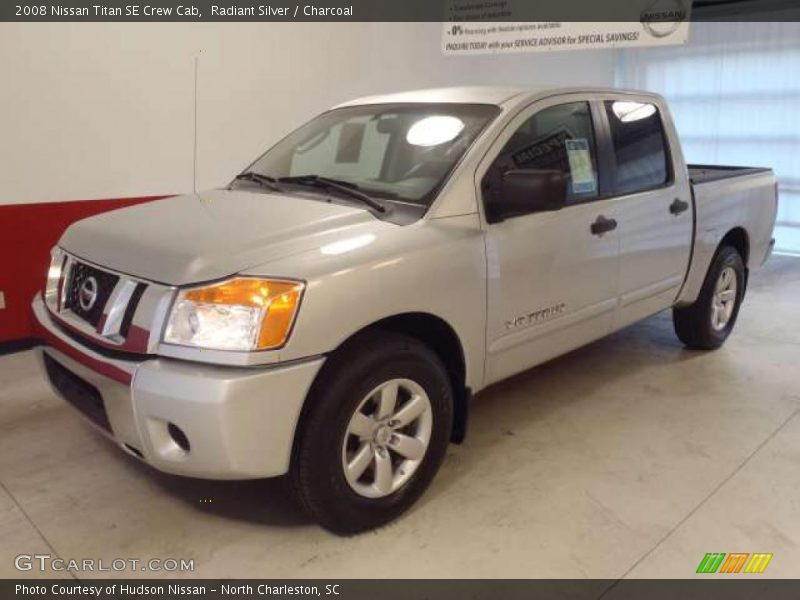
[
  {"left": 672, "top": 245, "right": 746, "bottom": 350},
  {"left": 290, "top": 330, "right": 453, "bottom": 534}
]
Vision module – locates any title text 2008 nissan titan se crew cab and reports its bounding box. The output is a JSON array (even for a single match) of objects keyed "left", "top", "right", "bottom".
[{"left": 33, "top": 87, "right": 778, "bottom": 533}]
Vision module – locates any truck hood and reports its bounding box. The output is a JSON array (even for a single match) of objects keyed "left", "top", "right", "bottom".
[{"left": 60, "top": 190, "right": 388, "bottom": 285}]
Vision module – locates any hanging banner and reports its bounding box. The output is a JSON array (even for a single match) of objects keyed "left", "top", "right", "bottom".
[
  {"left": 442, "top": 21, "right": 690, "bottom": 55},
  {"left": 441, "top": 0, "right": 691, "bottom": 55}
]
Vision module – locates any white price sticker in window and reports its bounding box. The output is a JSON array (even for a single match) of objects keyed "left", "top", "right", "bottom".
[{"left": 565, "top": 138, "right": 597, "bottom": 195}]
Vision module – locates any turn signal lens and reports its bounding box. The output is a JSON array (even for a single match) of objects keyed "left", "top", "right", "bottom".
[{"left": 164, "top": 278, "right": 304, "bottom": 351}]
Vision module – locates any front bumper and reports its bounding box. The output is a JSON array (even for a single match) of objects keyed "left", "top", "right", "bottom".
[{"left": 32, "top": 295, "right": 324, "bottom": 479}]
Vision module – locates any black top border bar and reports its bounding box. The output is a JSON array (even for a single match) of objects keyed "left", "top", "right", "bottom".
[{"left": 3, "top": 0, "right": 800, "bottom": 22}]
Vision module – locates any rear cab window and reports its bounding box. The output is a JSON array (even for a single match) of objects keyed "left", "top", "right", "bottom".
[{"left": 603, "top": 100, "right": 671, "bottom": 195}]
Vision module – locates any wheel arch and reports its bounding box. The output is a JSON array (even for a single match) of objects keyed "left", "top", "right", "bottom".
[
  {"left": 310, "top": 312, "right": 471, "bottom": 444},
  {"left": 677, "top": 225, "right": 752, "bottom": 307},
  {"left": 720, "top": 226, "right": 750, "bottom": 266},
  {"left": 718, "top": 226, "right": 750, "bottom": 294}
]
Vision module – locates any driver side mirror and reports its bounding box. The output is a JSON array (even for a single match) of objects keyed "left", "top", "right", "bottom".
[{"left": 488, "top": 169, "right": 567, "bottom": 222}]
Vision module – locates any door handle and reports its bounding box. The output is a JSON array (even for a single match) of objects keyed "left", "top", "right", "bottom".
[
  {"left": 670, "top": 198, "right": 690, "bottom": 215},
  {"left": 590, "top": 215, "right": 617, "bottom": 237}
]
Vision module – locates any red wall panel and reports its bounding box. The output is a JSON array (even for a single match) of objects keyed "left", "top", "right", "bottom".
[{"left": 0, "top": 197, "right": 167, "bottom": 344}]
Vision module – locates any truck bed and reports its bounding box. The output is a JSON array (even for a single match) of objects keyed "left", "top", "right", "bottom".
[{"left": 689, "top": 164, "right": 772, "bottom": 185}]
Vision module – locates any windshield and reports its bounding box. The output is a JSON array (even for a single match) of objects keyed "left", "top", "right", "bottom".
[{"left": 237, "top": 103, "right": 500, "bottom": 206}]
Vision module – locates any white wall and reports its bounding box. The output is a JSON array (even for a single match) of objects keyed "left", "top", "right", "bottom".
[
  {"left": 0, "top": 23, "right": 374, "bottom": 203},
  {"left": 0, "top": 23, "right": 618, "bottom": 205}
]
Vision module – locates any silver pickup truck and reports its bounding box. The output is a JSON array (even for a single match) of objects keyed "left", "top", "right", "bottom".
[{"left": 33, "top": 87, "right": 777, "bottom": 533}]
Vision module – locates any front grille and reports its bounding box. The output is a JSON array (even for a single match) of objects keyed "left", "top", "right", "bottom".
[
  {"left": 63, "top": 262, "right": 119, "bottom": 326},
  {"left": 43, "top": 353, "right": 111, "bottom": 432}
]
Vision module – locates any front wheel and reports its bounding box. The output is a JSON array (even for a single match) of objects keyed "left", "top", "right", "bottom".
[
  {"left": 290, "top": 331, "right": 453, "bottom": 534},
  {"left": 673, "top": 245, "right": 745, "bottom": 350}
]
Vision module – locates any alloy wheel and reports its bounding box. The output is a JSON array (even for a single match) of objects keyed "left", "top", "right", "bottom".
[
  {"left": 711, "top": 266, "right": 738, "bottom": 331},
  {"left": 341, "top": 378, "right": 433, "bottom": 499}
]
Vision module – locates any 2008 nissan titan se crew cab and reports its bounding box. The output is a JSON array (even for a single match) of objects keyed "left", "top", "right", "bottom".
[{"left": 33, "top": 87, "right": 777, "bottom": 533}]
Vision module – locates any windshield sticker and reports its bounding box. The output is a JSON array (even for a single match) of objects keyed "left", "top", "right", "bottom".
[{"left": 336, "top": 123, "right": 366, "bottom": 164}]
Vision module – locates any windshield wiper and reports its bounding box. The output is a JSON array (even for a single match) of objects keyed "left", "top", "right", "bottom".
[
  {"left": 233, "top": 171, "right": 282, "bottom": 191},
  {"left": 278, "top": 175, "right": 387, "bottom": 213}
]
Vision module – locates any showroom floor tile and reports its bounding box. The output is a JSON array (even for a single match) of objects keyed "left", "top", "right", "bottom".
[
  {"left": 0, "top": 256, "right": 798, "bottom": 579},
  {"left": 0, "top": 482, "right": 57, "bottom": 579},
  {"left": 625, "top": 409, "right": 800, "bottom": 578}
]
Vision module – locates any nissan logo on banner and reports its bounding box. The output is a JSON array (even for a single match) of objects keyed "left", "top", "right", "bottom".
[{"left": 641, "top": 0, "right": 688, "bottom": 38}]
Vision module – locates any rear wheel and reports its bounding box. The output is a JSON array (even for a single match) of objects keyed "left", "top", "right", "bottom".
[
  {"left": 290, "top": 331, "right": 453, "bottom": 534},
  {"left": 672, "top": 245, "right": 745, "bottom": 350}
]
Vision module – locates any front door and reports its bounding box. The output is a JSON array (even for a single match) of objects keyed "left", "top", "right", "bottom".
[{"left": 480, "top": 98, "right": 622, "bottom": 385}]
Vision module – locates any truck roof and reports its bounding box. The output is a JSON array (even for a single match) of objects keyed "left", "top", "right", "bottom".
[
  {"left": 334, "top": 86, "right": 661, "bottom": 109},
  {"left": 334, "top": 86, "right": 528, "bottom": 108}
]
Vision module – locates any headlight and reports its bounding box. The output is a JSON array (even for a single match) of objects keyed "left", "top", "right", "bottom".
[{"left": 163, "top": 278, "right": 304, "bottom": 351}]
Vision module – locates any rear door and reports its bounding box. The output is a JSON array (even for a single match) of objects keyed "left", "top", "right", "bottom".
[{"left": 598, "top": 96, "right": 693, "bottom": 328}]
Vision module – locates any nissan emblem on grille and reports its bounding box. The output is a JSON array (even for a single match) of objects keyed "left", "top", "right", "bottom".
[
  {"left": 78, "top": 276, "right": 99, "bottom": 311},
  {"left": 64, "top": 261, "right": 120, "bottom": 327}
]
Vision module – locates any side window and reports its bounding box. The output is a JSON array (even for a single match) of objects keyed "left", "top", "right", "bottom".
[
  {"left": 483, "top": 101, "right": 600, "bottom": 208},
  {"left": 604, "top": 101, "right": 670, "bottom": 195}
]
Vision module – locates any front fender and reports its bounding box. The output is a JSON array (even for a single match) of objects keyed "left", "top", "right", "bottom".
[{"left": 255, "top": 215, "right": 487, "bottom": 392}]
